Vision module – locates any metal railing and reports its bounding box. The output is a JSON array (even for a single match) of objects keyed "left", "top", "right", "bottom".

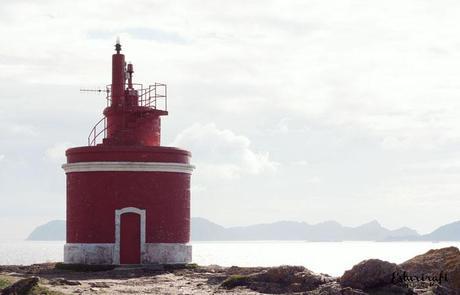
[
  {"left": 104, "top": 83, "right": 167, "bottom": 110},
  {"left": 88, "top": 116, "right": 107, "bottom": 146},
  {"left": 87, "top": 82, "right": 167, "bottom": 146},
  {"left": 140, "top": 83, "right": 168, "bottom": 110}
]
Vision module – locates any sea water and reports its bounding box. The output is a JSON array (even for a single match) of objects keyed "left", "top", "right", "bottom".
[{"left": 1, "top": 240, "right": 459, "bottom": 277}]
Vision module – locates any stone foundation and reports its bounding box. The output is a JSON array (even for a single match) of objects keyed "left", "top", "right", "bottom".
[
  {"left": 64, "top": 243, "right": 192, "bottom": 265},
  {"left": 143, "top": 243, "right": 192, "bottom": 264},
  {"left": 64, "top": 243, "right": 114, "bottom": 265}
]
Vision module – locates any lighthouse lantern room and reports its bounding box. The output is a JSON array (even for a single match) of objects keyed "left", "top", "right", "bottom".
[{"left": 62, "top": 41, "right": 194, "bottom": 265}]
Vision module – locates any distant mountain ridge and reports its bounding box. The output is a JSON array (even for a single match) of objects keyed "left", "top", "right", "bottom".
[
  {"left": 190, "top": 218, "right": 424, "bottom": 241},
  {"left": 26, "top": 218, "right": 460, "bottom": 241}
]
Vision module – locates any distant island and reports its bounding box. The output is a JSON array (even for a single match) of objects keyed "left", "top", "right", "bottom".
[
  {"left": 26, "top": 220, "right": 66, "bottom": 241},
  {"left": 27, "top": 218, "right": 460, "bottom": 241}
]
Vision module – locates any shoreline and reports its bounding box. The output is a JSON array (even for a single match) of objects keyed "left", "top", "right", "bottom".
[
  {"left": 2, "top": 240, "right": 460, "bottom": 278},
  {"left": 0, "top": 246, "right": 459, "bottom": 294}
]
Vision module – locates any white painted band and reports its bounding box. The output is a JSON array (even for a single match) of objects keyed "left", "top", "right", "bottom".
[{"left": 62, "top": 161, "right": 195, "bottom": 174}]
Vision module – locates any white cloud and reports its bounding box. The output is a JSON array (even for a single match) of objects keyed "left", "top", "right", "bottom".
[
  {"left": 172, "top": 123, "right": 277, "bottom": 179},
  {"left": 191, "top": 184, "right": 207, "bottom": 193},
  {"left": 0, "top": 154, "right": 4, "bottom": 162},
  {"left": 306, "top": 176, "right": 321, "bottom": 184},
  {"left": 2, "top": 0, "right": 460, "bottom": 235},
  {"left": 45, "top": 142, "right": 73, "bottom": 163},
  {"left": 381, "top": 136, "right": 411, "bottom": 151},
  {"left": 293, "top": 160, "right": 309, "bottom": 166},
  {"left": 8, "top": 125, "right": 39, "bottom": 137}
]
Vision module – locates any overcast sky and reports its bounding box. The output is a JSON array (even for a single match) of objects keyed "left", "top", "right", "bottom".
[{"left": 1, "top": 0, "right": 460, "bottom": 240}]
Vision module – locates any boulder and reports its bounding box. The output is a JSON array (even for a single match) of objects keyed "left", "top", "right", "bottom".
[
  {"left": 400, "top": 247, "right": 460, "bottom": 291},
  {"left": 1, "top": 277, "right": 39, "bottom": 295},
  {"left": 401, "top": 247, "right": 460, "bottom": 275},
  {"left": 340, "top": 259, "right": 401, "bottom": 290},
  {"left": 251, "top": 265, "right": 332, "bottom": 293},
  {"left": 427, "top": 283, "right": 459, "bottom": 295},
  {"left": 306, "top": 282, "right": 368, "bottom": 295},
  {"left": 89, "top": 281, "right": 111, "bottom": 288},
  {"left": 221, "top": 265, "right": 333, "bottom": 294},
  {"left": 49, "top": 278, "right": 81, "bottom": 286}
]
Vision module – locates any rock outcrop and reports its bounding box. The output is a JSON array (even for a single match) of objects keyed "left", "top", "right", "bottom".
[
  {"left": 220, "top": 265, "right": 372, "bottom": 294},
  {"left": 306, "top": 282, "right": 367, "bottom": 295},
  {"left": 249, "top": 265, "right": 333, "bottom": 293},
  {"left": 340, "top": 259, "right": 402, "bottom": 290},
  {"left": 400, "top": 247, "right": 460, "bottom": 291},
  {"left": 221, "top": 265, "right": 334, "bottom": 293},
  {"left": 339, "top": 247, "right": 460, "bottom": 294},
  {"left": 0, "top": 247, "right": 459, "bottom": 294},
  {"left": 1, "top": 277, "right": 39, "bottom": 295}
]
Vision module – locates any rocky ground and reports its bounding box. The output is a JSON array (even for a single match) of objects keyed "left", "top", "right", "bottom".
[{"left": 0, "top": 247, "right": 459, "bottom": 295}]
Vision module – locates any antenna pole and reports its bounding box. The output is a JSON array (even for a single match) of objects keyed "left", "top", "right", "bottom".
[
  {"left": 80, "top": 88, "right": 109, "bottom": 93},
  {"left": 115, "top": 37, "right": 121, "bottom": 54}
]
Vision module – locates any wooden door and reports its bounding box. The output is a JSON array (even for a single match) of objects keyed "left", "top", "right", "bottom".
[{"left": 120, "top": 212, "right": 141, "bottom": 264}]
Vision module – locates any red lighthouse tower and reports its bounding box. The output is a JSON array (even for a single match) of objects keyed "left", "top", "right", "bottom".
[{"left": 62, "top": 41, "right": 194, "bottom": 265}]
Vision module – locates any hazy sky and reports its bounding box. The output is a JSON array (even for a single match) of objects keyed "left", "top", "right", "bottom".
[{"left": 1, "top": 0, "right": 460, "bottom": 240}]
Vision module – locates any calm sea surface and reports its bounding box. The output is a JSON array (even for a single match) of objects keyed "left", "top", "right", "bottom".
[{"left": 1, "top": 241, "right": 459, "bottom": 276}]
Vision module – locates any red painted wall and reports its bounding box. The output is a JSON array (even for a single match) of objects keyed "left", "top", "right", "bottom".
[
  {"left": 66, "top": 145, "right": 191, "bottom": 245},
  {"left": 104, "top": 107, "right": 166, "bottom": 146},
  {"left": 66, "top": 146, "right": 190, "bottom": 164},
  {"left": 111, "top": 52, "right": 125, "bottom": 107},
  {"left": 66, "top": 170, "right": 190, "bottom": 243}
]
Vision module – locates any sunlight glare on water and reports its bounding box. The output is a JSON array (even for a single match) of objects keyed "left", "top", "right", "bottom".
[
  {"left": 1, "top": 241, "right": 460, "bottom": 277},
  {"left": 193, "top": 241, "right": 460, "bottom": 276}
]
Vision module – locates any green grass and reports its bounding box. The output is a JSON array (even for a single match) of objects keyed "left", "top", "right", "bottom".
[
  {"left": 0, "top": 275, "right": 15, "bottom": 289},
  {"left": 0, "top": 275, "right": 65, "bottom": 294},
  {"left": 0, "top": 276, "right": 12, "bottom": 289},
  {"left": 185, "top": 263, "right": 199, "bottom": 269},
  {"left": 221, "top": 275, "right": 251, "bottom": 289}
]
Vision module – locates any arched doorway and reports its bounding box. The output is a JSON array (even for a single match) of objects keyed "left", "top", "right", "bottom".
[{"left": 114, "top": 207, "right": 146, "bottom": 264}]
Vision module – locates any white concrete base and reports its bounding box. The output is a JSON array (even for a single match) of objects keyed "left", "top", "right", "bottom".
[
  {"left": 64, "top": 243, "right": 114, "bottom": 265},
  {"left": 64, "top": 243, "right": 192, "bottom": 265},
  {"left": 143, "top": 243, "right": 192, "bottom": 264}
]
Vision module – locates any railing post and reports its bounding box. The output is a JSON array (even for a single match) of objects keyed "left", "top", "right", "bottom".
[
  {"left": 165, "top": 84, "right": 167, "bottom": 111},
  {"left": 154, "top": 84, "right": 157, "bottom": 108}
]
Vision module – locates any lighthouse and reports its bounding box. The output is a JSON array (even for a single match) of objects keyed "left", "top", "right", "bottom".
[{"left": 62, "top": 41, "right": 194, "bottom": 265}]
